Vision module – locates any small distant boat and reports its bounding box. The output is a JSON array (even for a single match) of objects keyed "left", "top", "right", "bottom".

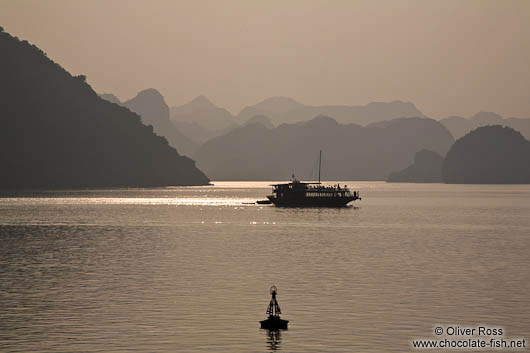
[
  {"left": 256, "top": 200, "right": 272, "bottom": 205},
  {"left": 266, "top": 150, "right": 361, "bottom": 207},
  {"left": 260, "top": 286, "right": 288, "bottom": 330}
]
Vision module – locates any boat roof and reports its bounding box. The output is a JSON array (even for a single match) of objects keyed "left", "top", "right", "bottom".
[{"left": 270, "top": 181, "right": 322, "bottom": 186}]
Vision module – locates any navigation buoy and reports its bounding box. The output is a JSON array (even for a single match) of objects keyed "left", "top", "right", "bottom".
[{"left": 260, "top": 285, "right": 289, "bottom": 330}]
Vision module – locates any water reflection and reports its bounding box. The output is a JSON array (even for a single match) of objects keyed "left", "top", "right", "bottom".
[{"left": 265, "top": 329, "right": 282, "bottom": 351}]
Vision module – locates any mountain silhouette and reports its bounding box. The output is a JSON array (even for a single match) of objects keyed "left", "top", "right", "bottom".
[
  {"left": 387, "top": 149, "right": 444, "bottom": 182},
  {"left": 170, "top": 95, "right": 238, "bottom": 132},
  {"left": 169, "top": 95, "right": 239, "bottom": 145},
  {"left": 442, "top": 125, "right": 530, "bottom": 184},
  {"left": 438, "top": 116, "right": 470, "bottom": 140},
  {"left": 99, "top": 93, "right": 121, "bottom": 105},
  {"left": 471, "top": 111, "right": 503, "bottom": 125},
  {"left": 0, "top": 29, "right": 209, "bottom": 188},
  {"left": 121, "top": 89, "right": 198, "bottom": 156},
  {"left": 237, "top": 98, "right": 425, "bottom": 126},
  {"left": 195, "top": 116, "right": 454, "bottom": 180},
  {"left": 171, "top": 121, "right": 214, "bottom": 145},
  {"left": 440, "top": 111, "right": 530, "bottom": 140},
  {"left": 238, "top": 96, "right": 304, "bottom": 122},
  {"left": 244, "top": 115, "right": 274, "bottom": 129}
]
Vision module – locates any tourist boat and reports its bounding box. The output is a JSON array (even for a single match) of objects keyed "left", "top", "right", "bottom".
[{"left": 266, "top": 151, "right": 361, "bottom": 207}]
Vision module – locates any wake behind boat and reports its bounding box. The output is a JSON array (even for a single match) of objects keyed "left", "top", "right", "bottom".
[{"left": 266, "top": 151, "right": 361, "bottom": 207}]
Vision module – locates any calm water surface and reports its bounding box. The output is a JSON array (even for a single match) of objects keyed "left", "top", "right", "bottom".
[{"left": 1, "top": 182, "right": 529, "bottom": 352}]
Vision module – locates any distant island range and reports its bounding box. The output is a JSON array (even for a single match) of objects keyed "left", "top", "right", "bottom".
[{"left": 2, "top": 27, "right": 530, "bottom": 187}]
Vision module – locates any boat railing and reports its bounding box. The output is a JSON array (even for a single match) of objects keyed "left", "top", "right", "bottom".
[{"left": 305, "top": 185, "right": 355, "bottom": 197}]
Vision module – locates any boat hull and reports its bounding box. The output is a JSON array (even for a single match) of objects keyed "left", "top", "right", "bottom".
[
  {"left": 256, "top": 200, "right": 272, "bottom": 205},
  {"left": 267, "top": 195, "right": 356, "bottom": 207}
]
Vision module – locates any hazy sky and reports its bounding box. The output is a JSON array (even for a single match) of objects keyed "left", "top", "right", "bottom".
[{"left": 1, "top": 0, "right": 529, "bottom": 118}]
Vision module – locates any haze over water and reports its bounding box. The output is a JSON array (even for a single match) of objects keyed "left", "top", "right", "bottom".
[{"left": 1, "top": 182, "right": 529, "bottom": 352}]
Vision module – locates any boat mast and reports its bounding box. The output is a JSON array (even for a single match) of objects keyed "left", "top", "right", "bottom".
[{"left": 318, "top": 150, "right": 322, "bottom": 184}]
